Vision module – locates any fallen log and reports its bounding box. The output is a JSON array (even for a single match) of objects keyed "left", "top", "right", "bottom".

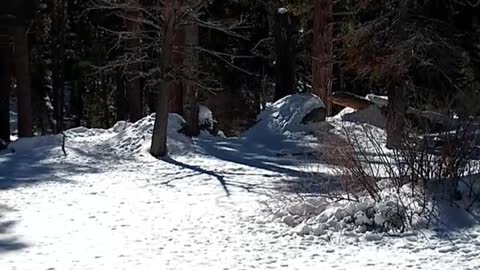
[
  {"left": 331, "top": 91, "right": 480, "bottom": 132},
  {"left": 330, "top": 92, "right": 373, "bottom": 111}
]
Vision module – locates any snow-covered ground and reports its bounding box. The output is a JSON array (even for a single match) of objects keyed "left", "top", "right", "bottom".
[{"left": 1, "top": 94, "right": 479, "bottom": 269}]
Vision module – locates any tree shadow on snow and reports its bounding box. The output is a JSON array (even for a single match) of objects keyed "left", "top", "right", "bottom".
[
  {"left": 162, "top": 157, "right": 231, "bottom": 196},
  {"left": 196, "top": 136, "right": 318, "bottom": 178},
  {"left": 180, "top": 136, "right": 347, "bottom": 195},
  {"left": 0, "top": 204, "right": 28, "bottom": 253},
  {"left": 0, "top": 141, "right": 99, "bottom": 190},
  {"left": 429, "top": 197, "right": 480, "bottom": 240}
]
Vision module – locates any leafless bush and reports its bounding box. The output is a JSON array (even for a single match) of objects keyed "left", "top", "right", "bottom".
[{"left": 323, "top": 119, "right": 480, "bottom": 227}]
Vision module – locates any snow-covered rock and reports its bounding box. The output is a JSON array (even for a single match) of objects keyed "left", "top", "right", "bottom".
[
  {"left": 199, "top": 105, "right": 215, "bottom": 130},
  {"left": 277, "top": 7, "right": 288, "bottom": 14},
  {"left": 296, "top": 224, "right": 313, "bottom": 236},
  {"left": 354, "top": 211, "right": 372, "bottom": 226},
  {"left": 282, "top": 215, "right": 297, "bottom": 227},
  {"left": 244, "top": 93, "right": 325, "bottom": 140}
]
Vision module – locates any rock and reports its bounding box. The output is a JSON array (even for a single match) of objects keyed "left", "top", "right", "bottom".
[
  {"left": 356, "top": 225, "right": 368, "bottom": 233},
  {"left": 313, "top": 226, "right": 327, "bottom": 236},
  {"left": 302, "top": 107, "right": 327, "bottom": 124},
  {"left": 314, "top": 214, "right": 329, "bottom": 223},
  {"left": 296, "top": 224, "right": 313, "bottom": 236},
  {"left": 354, "top": 211, "right": 372, "bottom": 226},
  {"left": 287, "top": 203, "right": 305, "bottom": 216},
  {"left": 305, "top": 198, "right": 327, "bottom": 208},
  {"left": 334, "top": 208, "right": 347, "bottom": 221},
  {"left": 282, "top": 215, "right": 297, "bottom": 227}
]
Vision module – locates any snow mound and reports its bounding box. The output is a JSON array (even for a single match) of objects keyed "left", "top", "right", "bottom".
[
  {"left": 277, "top": 197, "right": 408, "bottom": 238},
  {"left": 199, "top": 105, "right": 215, "bottom": 129},
  {"left": 107, "top": 113, "right": 193, "bottom": 157},
  {"left": 277, "top": 7, "right": 288, "bottom": 14},
  {"left": 245, "top": 93, "right": 325, "bottom": 138},
  {"left": 65, "top": 113, "right": 194, "bottom": 157}
]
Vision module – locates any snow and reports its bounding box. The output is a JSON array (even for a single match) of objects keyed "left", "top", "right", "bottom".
[
  {"left": 10, "top": 111, "right": 17, "bottom": 135},
  {"left": 242, "top": 93, "right": 324, "bottom": 153},
  {"left": 1, "top": 94, "right": 480, "bottom": 269},
  {"left": 277, "top": 7, "right": 288, "bottom": 14},
  {"left": 199, "top": 105, "right": 215, "bottom": 129}
]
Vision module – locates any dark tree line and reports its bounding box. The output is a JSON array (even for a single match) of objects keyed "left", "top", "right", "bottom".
[{"left": 0, "top": 0, "right": 479, "bottom": 155}]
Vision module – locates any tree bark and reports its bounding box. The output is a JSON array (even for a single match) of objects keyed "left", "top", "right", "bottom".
[
  {"left": 386, "top": 84, "right": 406, "bottom": 149},
  {"left": 150, "top": 2, "right": 176, "bottom": 157},
  {"left": 181, "top": 15, "right": 199, "bottom": 136},
  {"left": 273, "top": 9, "right": 299, "bottom": 101},
  {"left": 125, "top": 0, "right": 143, "bottom": 122},
  {"left": 52, "top": 0, "right": 65, "bottom": 134},
  {"left": 168, "top": 16, "right": 184, "bottom": 115},
  {"left": 0, "top": 45, "right": 11, "bottom": 142},
  {"left": 115, "top": 71, "right": 128, "bottom": 121},
  {"left": 312, "top": 0, "right": 333, "bottom": 115},
  {"left": 13, "top": 24, "right": 33, "bottom": 137},
  {"left": 330, "top": 91, "right": 373, "bottom": 110}
]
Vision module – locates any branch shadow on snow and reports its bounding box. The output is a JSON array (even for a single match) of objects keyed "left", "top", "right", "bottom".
[
  {"left": 162, "top": 157, "right": 231, "bottom": 196},
  {"left": 0, "top": 204, "right": 28, "bottom": 253},
  {"left": 188, "top": 136, "right": 345, "bottom": 195},
  {"left": 196, "top": 137, "right": 316, "bottom": 178}
]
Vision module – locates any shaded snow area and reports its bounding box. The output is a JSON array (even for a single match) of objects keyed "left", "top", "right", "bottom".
[{"left": 1, "top": 94, "right": 480, "bottom": 269}]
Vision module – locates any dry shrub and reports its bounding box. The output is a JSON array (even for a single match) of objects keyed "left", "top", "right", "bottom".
[{"left": 322, "top": 120, "right": 480, "bottom": 226}]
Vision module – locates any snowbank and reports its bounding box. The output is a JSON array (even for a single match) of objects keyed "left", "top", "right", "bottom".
[
  {"left": 244, "top": 93, "right": 325, "bottom": 139},
  {"left": 199, "top": 105, "right": 215, "bottom": 130},
  {"left": 273, "top": 191, "right": 431, "bottom": 243},
  {"left": 66, "top": 113, "right": 194, "bottom": 157},
  {"left": 110, "top": 113, "right": 192, "bottom": 157}
]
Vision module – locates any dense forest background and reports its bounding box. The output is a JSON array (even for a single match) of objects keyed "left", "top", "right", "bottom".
[{"left": 0, "top": 0, "right": 479, "bottom": 147}]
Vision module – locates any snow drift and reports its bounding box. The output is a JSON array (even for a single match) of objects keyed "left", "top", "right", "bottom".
[
  {"left": 242, "top": 93, "right": 325, "bottom": 148},
  {"left": 66, "top": 113, "right": 194, "bottom": 157}
]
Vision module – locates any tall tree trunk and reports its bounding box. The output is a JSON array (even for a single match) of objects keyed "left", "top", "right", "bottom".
[
  {"left": 13, "top": 24, "right": 33, "bottom": 137},
  {"left": 102, "top": 75, "right": 111, "bottom": 127},
  {"left": 115, "top": 71, "right": 128, "bottom": 121},
  {"left": 126, "top": 0, "right": 143, "bottom": 122},
  {"left": 182, "top": 15, "right": 199, "bottom": 136},
  {"left": 52, "top": 0, "right": 65, "bottom": 134},
  {"left": 386, "top": 83, "right": 407, "bottom": 149},
  {"left": 312, "top": 0, "right": 333, "bottom": 115},
  {"left": 150, "top": 2, "right": 176, "bottom": 157},
  {"left": 273, "top": 8, "right": 299, "bottom": 101},
  {"left": 168, "top": 16, "right": 184, "bottom": 115},
  {"left": 0, "top": 45, "right": 11, "bottom": 142},
  {"left": 386, "top": 3, "right": 409, "bottom": 149},
  {"left": 72, "top": 73, "right": 83, "bottom": 127}
]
